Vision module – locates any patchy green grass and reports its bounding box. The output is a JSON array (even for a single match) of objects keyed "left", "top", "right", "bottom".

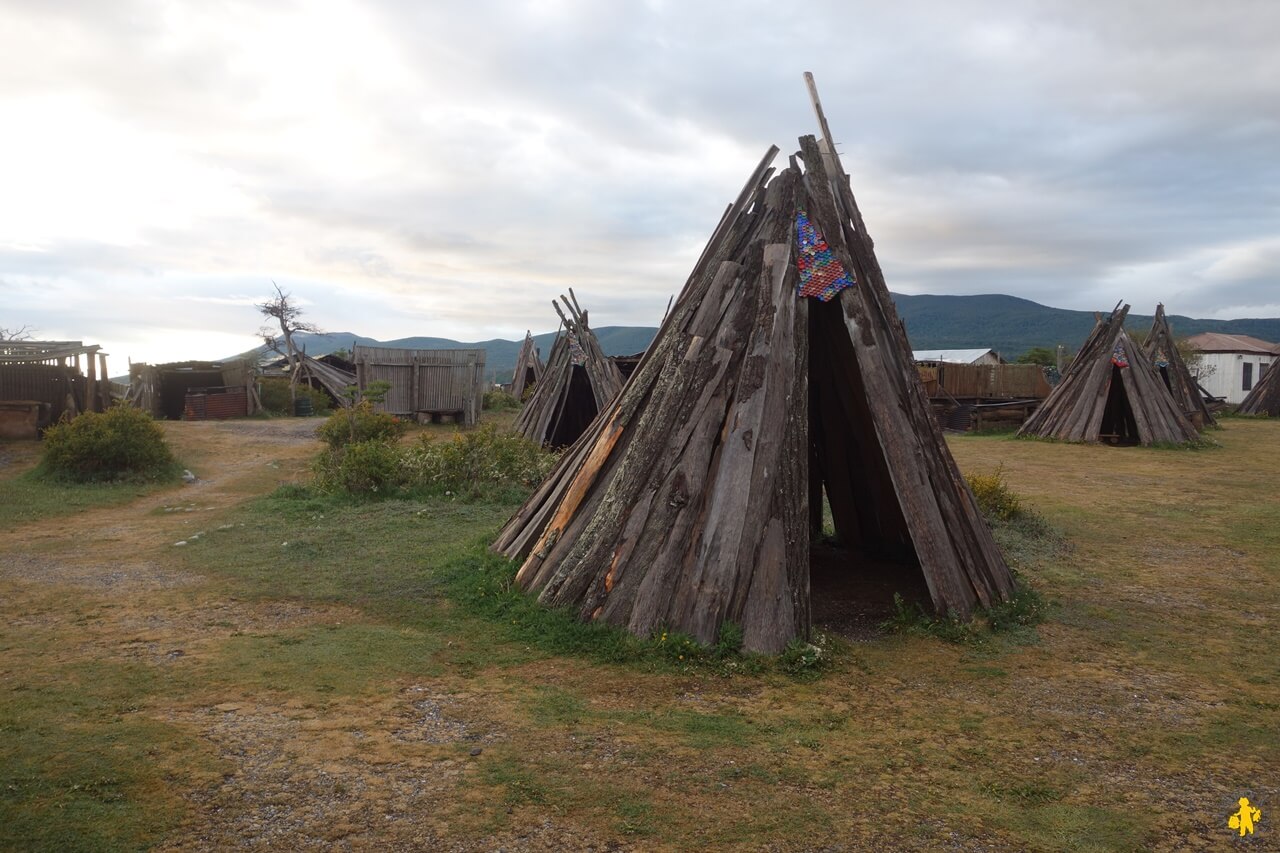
[
  {"left": 3, "top": 418, "right": 1280, "bottom": 850},
  {"left": 0, "top": 469, "right": 179, "bottom": 527}
]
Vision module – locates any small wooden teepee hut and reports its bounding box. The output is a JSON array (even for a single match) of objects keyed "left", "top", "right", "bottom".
[
  {"left": 1237, "top": 356, "right": 1280, "bottom": 416},
  {"left": 493, "top": 75, "right": 1015, "bottom": 653},
  {"left": 509, "top": 332, "right": 543, "bottom": 400},
  {"left": 1143, "top": 304, "right": 1215, "bottom": 428},
  {"left": 1017, "top": 304, "right": 1199, "bottom": 445},
  {"left": 514, "top": 293, "right": 623, "bottom": 448}
]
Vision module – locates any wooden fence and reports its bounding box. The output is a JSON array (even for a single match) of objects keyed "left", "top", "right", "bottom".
[
  {"left": 918, "top": 363, "right": 1051, "bottom": 400},
  {"left": 353, "top": 345, "right": 486, "bottom": 426}
]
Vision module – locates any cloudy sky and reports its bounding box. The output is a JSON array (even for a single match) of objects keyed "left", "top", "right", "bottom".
[{"left": 2, "top": 0, "right": 1277, "bottom": 366}]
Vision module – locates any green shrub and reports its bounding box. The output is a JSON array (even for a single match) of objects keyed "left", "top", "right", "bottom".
[
  {"left": 778, "top": 634, "right": 833, "bottom": 678},
  {"left": 483, "top": 387, "right": 521, "bottom": 411},
  {"left": 258, "top": 378, "right": 332, "bottom": 416},
  {"left": 315, "top": 401, "right": 407, "bottom": 449},
  {"left": 39, "top": 405, "right": 178, "bottom": 483},
  {"left": 401, "top": 425, "right": 557, "bottom": 498},
  {"left": 965, "top": 465, "right": 1022, "bottom": 521},
  {"left": 313, "top": 440, "right": 405, "bottom": 496}
]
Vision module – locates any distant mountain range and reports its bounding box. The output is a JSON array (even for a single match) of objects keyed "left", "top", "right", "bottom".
[{"left": 258, "top": 294, "right": 1280, "bottom": 381}]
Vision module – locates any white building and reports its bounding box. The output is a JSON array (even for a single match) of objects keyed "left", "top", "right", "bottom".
[
  {"left": 911, "top": 348, "right": 1003, "bottom": 366},
  {"left": 1185, "top": 333, "right": 1279, "bottom": 405}
]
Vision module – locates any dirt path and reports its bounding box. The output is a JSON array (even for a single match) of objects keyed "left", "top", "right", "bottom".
[{"left": 1, "top": 420, "right": 622, "bottom": 851}]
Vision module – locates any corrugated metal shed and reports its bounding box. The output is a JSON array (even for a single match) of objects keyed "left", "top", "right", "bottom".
[
  {"left": 911, "top": 348, "right": 1003, "bottom": 365},
  {"left": 353, "top": 345, "right": 486, "bottom": 425}
]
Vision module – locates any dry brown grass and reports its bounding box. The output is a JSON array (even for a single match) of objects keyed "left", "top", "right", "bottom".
[{"left": 1, "top": 417, "right": 1277, "bottom": 851}]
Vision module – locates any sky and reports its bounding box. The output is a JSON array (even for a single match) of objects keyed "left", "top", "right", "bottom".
[{"left": 1, "top": 0, "right": 1278, "bottom": 367}]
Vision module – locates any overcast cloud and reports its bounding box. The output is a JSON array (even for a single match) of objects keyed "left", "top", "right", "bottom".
[{"left": 1, "top": 0, "right": 1277, "bottom": 364}]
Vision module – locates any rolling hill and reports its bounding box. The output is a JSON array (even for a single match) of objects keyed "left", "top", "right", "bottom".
[{"left": 264, "top": 295, "right": 1280, "bottom": 381}]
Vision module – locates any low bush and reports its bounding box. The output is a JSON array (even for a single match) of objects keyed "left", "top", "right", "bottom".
[
  {"left": 965, "top": 465, "right": 1022, "bottom": 521},
  {"left": 483, "top": 387, "right": 521, "bottom": 411},
  {"left": 313, "top": 439, "right": 405, "bottom": 496},
  {"left": 401, "top": 425, "right": 558, "bottom": 499},
  {"left": 258, "top": 378, "right": 332, "bottom": 416},
  {"left": 315, "top": 402, "right": 407, "bottom": 449},
  {"left": 38, "top": 405, "right": 178, "bottom": 483}
]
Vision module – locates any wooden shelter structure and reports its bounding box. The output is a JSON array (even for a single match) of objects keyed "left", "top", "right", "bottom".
[
  {"left": 1143, "top": 304, "right": 1215, "bottom": 428},
  {"left": 508, "top": 332, "right": 543, "bottom": 400},
  {"left": 919, "top": 362, "right": 1052, "bottom": 432},
  {"left": 265, "top": 352, "right": 356, "bottom": 407},
  {"left": 493, "top": 75, "right": 1015, "bottom": 654},
  {"left": 353, "top": 345, "right": 486, "bottom": 425},
  {"left": 1017, "top": 304, "right": 1199, "bottom": 446},
  {"left": 1237, "top": 356, "right": 1280, "bottom": 416},
  {"left": 128, "top": 360, "right": 258, "bottom": 420},
  {"left": 514, "top": 294, "right": 623, "bottom": 448},
  {"left": 0, "top": 341, "right": 110, "bottom": 436}
]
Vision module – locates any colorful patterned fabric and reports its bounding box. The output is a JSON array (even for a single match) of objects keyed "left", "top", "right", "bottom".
[
  {"left": 567, "top": 331, "right": 587, "bottom": 367},
  {"left": 1111, "top": 340, "right": 1129, "bottom": 369},
  {"left": 795, "top": 209, "right": 856, "bottom": 301},
  {"left": 1154, "top": 349, "right": 1169, "bottom": 368}
]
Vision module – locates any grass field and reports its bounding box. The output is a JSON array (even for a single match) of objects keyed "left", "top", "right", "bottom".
[{"left": 1, "top": 415, "right": 1277, "bottom": 851}]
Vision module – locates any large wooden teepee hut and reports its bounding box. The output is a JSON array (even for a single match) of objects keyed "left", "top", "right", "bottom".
[
  {"left": 514, "top": 294, "right": 623, "bottom": 448},
  {"left": 509, "top": 332, "right": 543, "bottom": 400},
  {"left": 493, "top": 75, "right": 1015, "bottom": 654},
  {"left": 1143, "top": 304, "right": 1215, "bottom": 428},
  {"left": 1237, "top": 356, "right": 1280, "bottom": 416},
  {"left": 1017, "top": 304, "right": 1199, "bottom": 446}
]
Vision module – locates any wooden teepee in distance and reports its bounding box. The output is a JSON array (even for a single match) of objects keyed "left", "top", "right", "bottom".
[
  {"left": 514, "top": 292, "right": 623, "bottom": 448},
  {"left": 509, "top": 331, "right": 543, "bottom": 400},
  {"left": 1238, "top": 355, "right": 1280, "bottom": 416},
  {"left": 1017, "top": 303, "right": 1199, "bottom": 446},
  {"left": 1144, "top": 304, "right": 1215, "bottom": 428},
  {"left": 492, "top": 74, "right": 1015, "bottom": 654}
]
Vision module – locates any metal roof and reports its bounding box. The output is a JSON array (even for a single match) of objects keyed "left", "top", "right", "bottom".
[
  {"left": 1184, "top": 333, "right": 1280, "bottom": 355},
  {"left": 911, "top": 348, "right": 998, "bottom": 364}
]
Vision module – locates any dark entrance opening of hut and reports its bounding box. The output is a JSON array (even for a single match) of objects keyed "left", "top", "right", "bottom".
[
  {"left": 1100, "top": 365, "right": 1140, "bottom": 445},
  {"left": 548, "top": 365, "right": 596, "bottom": 448},
  {"left": 159, "top": 368, "right": 226, "bottom": 420},
  {"left": 806, "top": 298, "right": 929, "bottom": 637}
]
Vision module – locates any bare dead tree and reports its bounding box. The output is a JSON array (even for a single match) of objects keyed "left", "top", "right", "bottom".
[
  {"left": 0, "top": 324, "right": 37, "bottom": 341},
  {"left": 257, "top": 283, "right": 322, "bottom": 407}
]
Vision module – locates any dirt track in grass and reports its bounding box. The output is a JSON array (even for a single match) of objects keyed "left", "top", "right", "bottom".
[{"left": 2, "top": 417, "right": 1278, "bottom": 851}]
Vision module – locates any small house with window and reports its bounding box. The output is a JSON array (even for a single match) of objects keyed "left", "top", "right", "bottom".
[{"left": 1185, "top": 333, "right": 1279, "bottom": 405}]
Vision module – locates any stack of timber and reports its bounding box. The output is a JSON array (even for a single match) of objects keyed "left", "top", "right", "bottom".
[
  {"left": 1237, "top": 357, "right": 1280, "bottom": 416},
  {"left": 514, "top": 293, "right": 623, "bottom": 448},
  {"left": 1143, "top": 304, "right": 1216, "bottom": 428},
  {"left": 1, "top": 340, "right": 110, "bottom": 426},
  {"left": 1017, "top": 304, "right": 1199, "bottom": 445},
  {"left": 267, "top": 352, "right": 357, "bottom": 407},
  {"left": 353, "top": 345, "right": 485, "bottom": 425},
  {"left": 492, "top": 74, "right": 1015, "bottom": 654},
  {"left": 508, "top": 332, "right": 543, "bottom": 400}
]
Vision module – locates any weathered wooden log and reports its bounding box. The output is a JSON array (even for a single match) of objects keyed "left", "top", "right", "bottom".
[{"left": 1143, "top": 304, "right": 1216, "bottom": 428}]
